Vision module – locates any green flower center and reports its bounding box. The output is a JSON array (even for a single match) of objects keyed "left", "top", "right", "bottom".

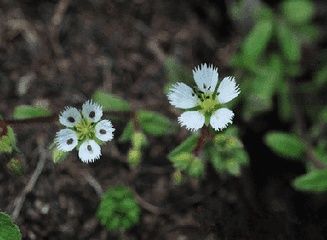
[
  {"left": 199, "top": 95, "right": 219, "bottom": 114},
  {"left": 75, "top": 119, "right": 95, "bottom": 141}
]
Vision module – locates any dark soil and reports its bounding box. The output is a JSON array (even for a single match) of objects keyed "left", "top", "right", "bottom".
[{"left": 1, "top": 0, "right": 327, "bottom": 239}]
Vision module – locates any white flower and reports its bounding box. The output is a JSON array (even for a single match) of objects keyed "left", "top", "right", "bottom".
[
  {"left": 78, "top": 139, "right": 101, "bottom": 163},
  {"left": 55, "top": 128, "right": 78, "bottom": 151},
  {"left": 167, "top": 63, "right": 240, "bottom": 132},
  {"left": 55, "top": 100, "right": 115, "bottom": 163},
  {"left": 95, "top": 120, "right": 115, "bottom": 142},
  {"left": 59, "top": 107, "right": 82, "bottom": 127},
  {"left": 82, "top": 100, "right": 103, "bottom": 123}
]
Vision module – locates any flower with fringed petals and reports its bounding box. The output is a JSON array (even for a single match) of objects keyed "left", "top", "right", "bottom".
[
  {"left": 55, "top": 100, "right": 115, "bottom": 163},
  {"left": 167, "top": 63, "right": 240, "bottom": 132}
]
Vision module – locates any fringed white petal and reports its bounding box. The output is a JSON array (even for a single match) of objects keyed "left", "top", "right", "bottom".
[
  {"left": 192, "top": 63, "right": 218, "bottom": 93},
  {"left": 59, "top": 107, "right": 82, "bottom": 127},
  {"left": 82, "top": 100, "right": 103, "bottom": 123},
  {"left": 78, "top": 140, "right": 101, "bottom": 163},
  {"left": 210, "top": 108, "right": 234, "bottom": 131},
  {"left": 95, "top": 120, "right": 115, "bottom": 142},
  {"left": 167, "top": 82, "right": 199, "bottom": 109},
  {"left": 178, "top": 111, "right": 205, "bottom": 132},
  {"left": 55, "top": 129, "right": 78, "bottom": 152},
  {"left": 217, "top": 77, "right": 240, "bottom": 104}
]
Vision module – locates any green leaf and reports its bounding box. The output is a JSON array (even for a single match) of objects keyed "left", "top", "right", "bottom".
[
  {"left": 171, "top": 152, "right": 193, "bottom": 171},
  {"left": 119, "top": 121, "right": 134, "bottom": 143},
  {"left": 241, "top": 18, "right": 273, "bottom": 64},
  {"left": 314, "top": 64, "right": 327, "bottom": 88},
  {"left": 281, "top": 0, "right": 314, "bottom": 25},
  {"left": 128, "top": 148, "right": 142, "bottom": 167},
  {"left": 297, "top": 24, "right": 319, "bottom": 42},
  {"left": 168, "top": 134, "right": 199, "bottom": 161},
  {"left": 0, "top": 127, "right": 17, "bottom": 154},
  {"left": 137, "top": 110, "right": 175, "bottom": 136},
  {"left": 0, "top": 212, "right": 22, "bottom": 240},
  {"left": 226, "top": 159, "right": 241, "bottom": 176},
  {"left": 0, "top": 136, "right": 13, "bottom": 153},
  {"left": 276, "top": 22, "right": 301, "bottom": 62},
  {"left": 319, "top": 107, "right": 327, "bottom": 124},
  {"left": 13, "top": 105, "right": 51, "bottom": 120},
  {"left": 188, "top": 158, "right": 204, "bottom": 178},
  {"left": 293, "top": 169, "right": 327, "bottom": 192},
  {"left": 314, "top": 141, "right": 327, "bottom": 165},
  {"left": 277, "top": 80, "right": 293, "bottom": 122},
  {"left": 92, "top": 90, "right": 130, "bottom": 112},
  {"left": 265, "top": 131, "right": 305, "bottom": 159},
  {"left": 241, "top": 54, "right": 283, "bottom": 120}
]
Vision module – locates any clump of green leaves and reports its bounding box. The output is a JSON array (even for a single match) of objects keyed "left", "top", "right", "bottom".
[
  {"left": 168, "top": 128, "right": 249, "bottom": 181},
  {"left": 97, "top": 186, "right": 141, "bottom": 231},
  {"left": 206, "top": 129, "right": 249, "bottom": 176},
  {"left": 0, "top": 212, "right": 22, "bottom": 240}
]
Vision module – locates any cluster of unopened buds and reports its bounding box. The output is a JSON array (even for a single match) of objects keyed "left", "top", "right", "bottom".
[{"left": 54, "top": 63, "right": 240, "bottom": 163}]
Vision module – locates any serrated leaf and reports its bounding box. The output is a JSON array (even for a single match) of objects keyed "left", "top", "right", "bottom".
[
  {"left": 137, "top": 110, "right": 175, "bottom": 136},
  {"left": 13, "top": 105, "right": 51, "bottom": 120},
  {"left": 265, "top": 131, "right": 305, "bottom": 159},
  {"left": 171, "top": 152, "right": 193, "bottom": 171},
  {"left": 188, "top": 158, "right": 204, "bottom": 178},
  {"left": 168, "top": 134, "right": 199, "bottom": 161},
  {"left": 281, "top": 0, "right": 314, "bottom": 25},
  {"left": 293, "top": 169, "right": 327, "bottom": 192},
  {"left": 226, "top": 159, "right": 241, "bottom": 176},
  {"left": 276, "top": 22, "right": 301, "bottom": 62},
  {"left": 92, "top": 90, "right": 130, "bottom": 112},
  {"left": 0, "top": 212, "right": 22, "bottom": 240},
  {"left": 242, "top": 18, "right": 273, "bottom": 64}
]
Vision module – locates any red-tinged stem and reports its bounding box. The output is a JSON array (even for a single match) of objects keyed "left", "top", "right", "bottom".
[{"left": 192, "top": 126, "right": 212, "bottom": 156}]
